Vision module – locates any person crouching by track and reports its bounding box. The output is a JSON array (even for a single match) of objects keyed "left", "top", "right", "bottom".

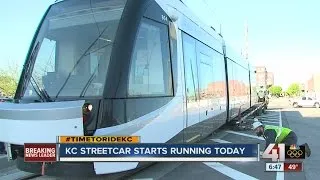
[{"left": 252, "top": 118, "right": 311, "bottom": 157}]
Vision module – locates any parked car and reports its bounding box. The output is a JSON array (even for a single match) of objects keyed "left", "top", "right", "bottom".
[{"left": 289, "top": 96, "right": 320, "bottom": 108}]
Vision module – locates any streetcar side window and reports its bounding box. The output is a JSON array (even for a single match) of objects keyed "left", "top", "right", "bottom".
[{"left": 128, "top": 18, "right": 173, "bottom": 97}]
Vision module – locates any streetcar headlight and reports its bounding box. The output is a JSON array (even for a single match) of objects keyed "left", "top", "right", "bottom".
[{"left": 83, "top": 103, "right": 93, "bottom": 123}]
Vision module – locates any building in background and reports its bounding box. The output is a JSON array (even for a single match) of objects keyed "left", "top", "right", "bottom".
[
  {"left": 306, "top": 73, "right": 320, "bottom": 98},
  {"left": 267, "top": 72, "right": 274, "bottom": 87},
  {"left": 255, "top": 66, "right": 267, "bottom": 88},
  {"left": 255, "top": 66, "right": 274, "bottom": 88},
  {"left": 307, "top": 76, "right": 314, "bottom": 91}
]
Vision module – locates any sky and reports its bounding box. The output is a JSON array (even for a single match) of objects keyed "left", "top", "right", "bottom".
[
  {"left": 185, "top": 0, "right": 320, "bottom": 89},
  {"left": 1, "top": 0, "right": 319, "bottom": 90},
  {"left": 0, "top": 0, "right": 56, "bottom": 68}
]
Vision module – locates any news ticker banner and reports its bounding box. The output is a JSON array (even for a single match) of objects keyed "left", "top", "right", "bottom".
[
  {"left": 58, "top": 143, "right": 258, "bottom": 162},
  {"left": 24, "top": 136, "right": 259, "bottom": 162},
  {"left": 265, "top": 162, "right": 303, "bottom": 172}
]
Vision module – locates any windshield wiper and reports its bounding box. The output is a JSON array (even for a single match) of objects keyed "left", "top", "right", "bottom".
[
  {"left": 79, "top": 66, "right": 98, "bottom": 97},
  {"left": 55, "top": 25, "right": 110, "bottom": 98},
  {"left": 79, "top": 43, "right": 113, "bottom": 97},
  {"left": 31, "top": 76, "right": 52, "bottom": 102},
  {"left": 20, "top": 42, "right": 40, "bottom": 98},
  {"left": 30, "top": 79, "right": 45, "bottom": 102}
]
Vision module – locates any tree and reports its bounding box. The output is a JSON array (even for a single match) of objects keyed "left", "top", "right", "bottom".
[
  {"left": 286, "top": 83, "right": 301, "bottom": 97},
  {"left": 0, "top": 62, "right": 20, "bottom": 97},
  {"left": 268, "top": 85, "right": 282, "bottom": 97}
]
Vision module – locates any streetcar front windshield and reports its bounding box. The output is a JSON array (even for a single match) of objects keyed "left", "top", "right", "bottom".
[{"left": 23, "top": 0, "right": 127, "bottom": 98}]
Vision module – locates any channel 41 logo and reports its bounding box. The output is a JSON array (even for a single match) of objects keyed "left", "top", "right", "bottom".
[{"left": 262, "top": 144, "right": 306, "bottom": 162}]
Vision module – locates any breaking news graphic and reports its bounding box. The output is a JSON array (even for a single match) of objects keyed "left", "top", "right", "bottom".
[{"left": 24, "top": 143, "right": 57, "bottom": 162}]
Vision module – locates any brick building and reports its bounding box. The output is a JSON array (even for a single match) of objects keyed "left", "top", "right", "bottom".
[
  {"left": 255, "top": 66, "right": 274, "bottom": 88},
  {"left": 267, "top": 72, "right": 274, "bottom": 87},
  {"left": 307, "top": 76, "right": 314, "bottom": 91},
  {"left": 306, "top": 73, "right": 320, "bottom": 98},
  {"left": 255, "top": 66, "right": 267, "bottom": 88}
]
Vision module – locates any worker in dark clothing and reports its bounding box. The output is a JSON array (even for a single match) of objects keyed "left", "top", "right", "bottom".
[{"left": 252, "top": 119, "right": 311, "bottom": 157}]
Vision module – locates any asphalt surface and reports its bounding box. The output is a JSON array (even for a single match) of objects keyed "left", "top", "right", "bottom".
[
  {"left": 0, "top": 97, "right": 319, "bottom": 180},
  {"left": 128, "top": 98, "right": 319, "bottom": 180}
]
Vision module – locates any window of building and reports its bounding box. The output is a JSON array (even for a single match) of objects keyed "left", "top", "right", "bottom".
[{"left": 128, "top": 18, "right": 173, "bottom": 97}]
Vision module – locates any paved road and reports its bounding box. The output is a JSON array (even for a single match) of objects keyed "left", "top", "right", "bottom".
[
  {"left": 128, "top": 98, "right": 319, "bottom": 180},
  {"left": 1, "top": 98, "right": 319, "bottom": 180},
  {"left": 281, "top": 100, "right": 320, "bottom": 180}
]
